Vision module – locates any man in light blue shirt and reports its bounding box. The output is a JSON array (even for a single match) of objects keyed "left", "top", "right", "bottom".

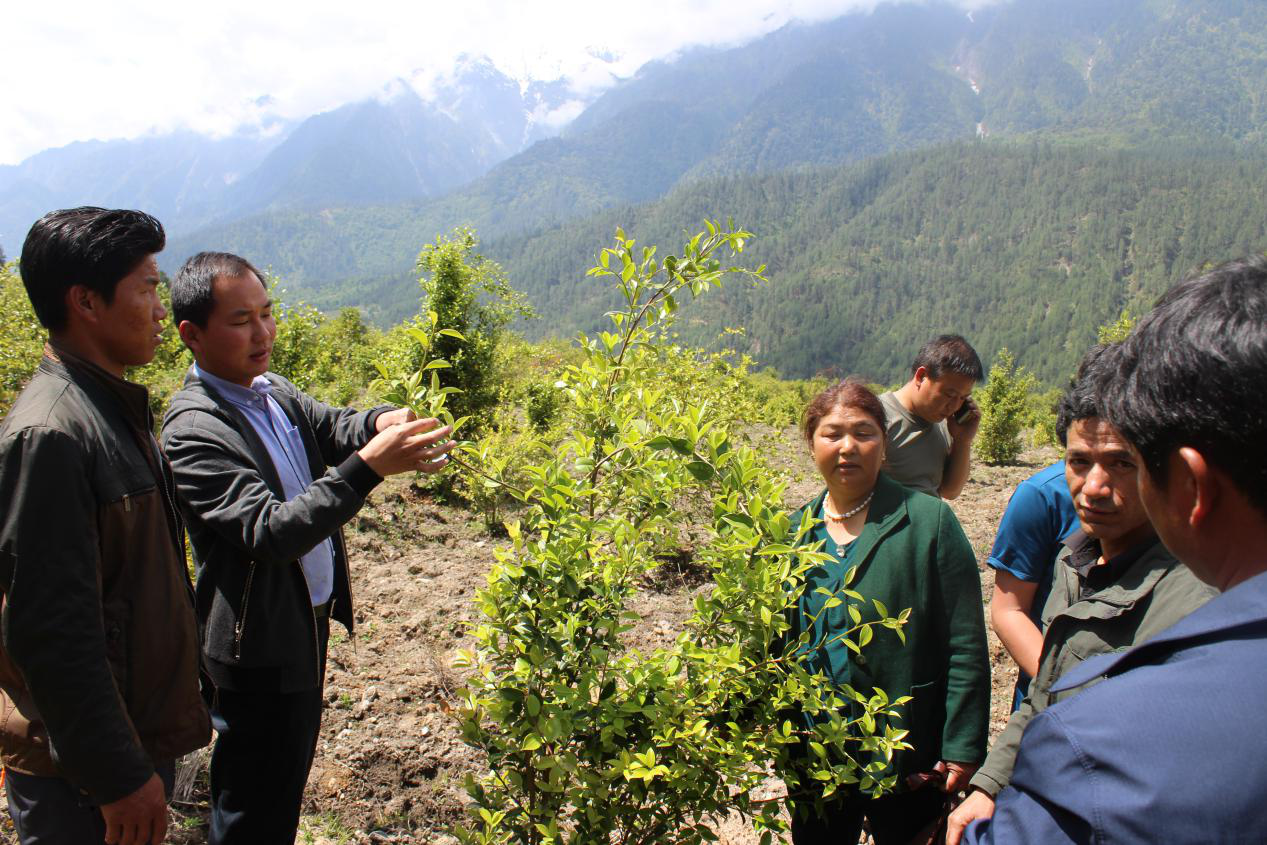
[
  {"left": 191, "top": 365, "right": 337, "bottom": 606},
  {"left": 162, "top": 251, "right": 453, "bottom": 845}
]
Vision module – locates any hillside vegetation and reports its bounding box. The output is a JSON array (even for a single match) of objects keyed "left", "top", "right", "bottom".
[
  {"left": 160, "top": 0, "right": 1267, "bottom": 310},
  {"left": 443, "top": 141, "right": 1267, "bottom": 383}
]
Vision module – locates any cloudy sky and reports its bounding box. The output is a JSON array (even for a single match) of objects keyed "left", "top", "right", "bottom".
[{"left": 2, "top": 0, "right": 996, "bottom": 166}]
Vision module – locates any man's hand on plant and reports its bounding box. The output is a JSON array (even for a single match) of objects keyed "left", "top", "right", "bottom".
[
  {"left": 375, "top": 407, "right": 417, "bottom": 431},
  {"left": 359, "top": 417, "right": 453, "bottom": 477}
]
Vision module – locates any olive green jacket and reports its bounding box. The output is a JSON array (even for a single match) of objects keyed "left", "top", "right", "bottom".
[
  {"left": 790, "top": 473, "right": 990, "bottom": 778},
  {"left": 971, "top": 536, "right": 1216, "bottom": 796}
]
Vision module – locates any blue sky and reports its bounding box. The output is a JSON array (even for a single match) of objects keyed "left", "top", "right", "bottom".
[{"left": 2, "top": 0, "right": 999, "bottom": 165}]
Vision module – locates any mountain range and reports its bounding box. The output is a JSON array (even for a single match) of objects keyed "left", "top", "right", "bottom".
[
  {"left": 0, "top": 55, "right": 582, "bottom": 250},
  {"left": 3, "top": 0, "right": 1266, "bottom": 383}
]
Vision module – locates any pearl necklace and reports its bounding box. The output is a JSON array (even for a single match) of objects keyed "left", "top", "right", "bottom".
[
  {"left": 824, "top": 490, "right": 874, "bottom": 557},
  {"left": 823, "top": 490, "right": 874, "bottom": 523}
]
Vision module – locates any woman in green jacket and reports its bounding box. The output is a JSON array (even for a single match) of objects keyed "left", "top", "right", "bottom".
[{"left": 787, "top": 379, "right": 989, "bottom": 844}]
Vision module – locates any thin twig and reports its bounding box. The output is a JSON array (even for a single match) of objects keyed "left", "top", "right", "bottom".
[{"left": 447, "top": 453, "right": 528, "bottom": 498}]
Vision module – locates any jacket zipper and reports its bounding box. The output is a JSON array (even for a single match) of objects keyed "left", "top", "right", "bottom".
[
  {"left": 233, "top": 562, "right": 257, "bottom": 660},
  {"left": 292, "top": 563, "right": 325, "bottom": 688}
]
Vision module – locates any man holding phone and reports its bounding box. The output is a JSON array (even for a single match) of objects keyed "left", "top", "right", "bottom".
[{"left": 878, "top": 334, "right": 983, "bottom": 499}]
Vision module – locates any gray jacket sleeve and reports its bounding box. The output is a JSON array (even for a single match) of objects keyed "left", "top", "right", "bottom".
[
  {"left": 0, "top": 427, "right": 153, "bottom": 804},
  {"left": 161, "top": 410, "right": 382, "bottom": 566}
]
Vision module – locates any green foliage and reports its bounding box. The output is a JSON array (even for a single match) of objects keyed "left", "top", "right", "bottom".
[
  {"left": 744, "top": 368, "right": 828, "bottom": 431},
  {"left": 417, "top": 229, "right": 534, "bottom": 433},
  {"left": 975, "top": 349, "right": 1040, "bottom": 465},
  {"left": 484, "top": 140, "right": 1267, "bottom": 384},
  {"left": 1025, "top": 386, "right": 1064, "bottom": 450},
  {"left": 0, "top": 262, "right": 45, "bottom": 414},
  {"left": 1097, "top": 309, "right": 1135, "bottom": 344},
  {"left": 369, "top": 310, "right": 467, "bottom": 433},
  {"left": 307, "top": 308, "right": 380, "bottom": 406},
  {"left": 452, "top": 222, "right": 910, "bottom": 845},
  {"left": 266, "top": 288, "right": 326, "bottom": 394},
  {"left": 522, "top": 381, "right": 561, "bottom": 433}
]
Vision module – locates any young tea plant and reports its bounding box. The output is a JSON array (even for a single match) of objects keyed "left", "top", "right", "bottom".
[
  {"left": 370, "top": 310, "right": 469, "bottom": 433},
  {"left": 451, "top": 221, "right": 910, "bottom": 845}
]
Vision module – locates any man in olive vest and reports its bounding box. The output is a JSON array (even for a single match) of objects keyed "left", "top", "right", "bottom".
[{"left": 945, "top": 345, "right": 1214, "bottom": 843}]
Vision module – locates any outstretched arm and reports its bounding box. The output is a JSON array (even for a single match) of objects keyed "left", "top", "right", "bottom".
[{"left": 163, "top": 413, "right": 450, "bottom": 566}]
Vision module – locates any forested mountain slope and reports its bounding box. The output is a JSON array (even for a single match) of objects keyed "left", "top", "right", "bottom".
[{"left": 481, "top": 141, "right": 1267, "bottom": 383}]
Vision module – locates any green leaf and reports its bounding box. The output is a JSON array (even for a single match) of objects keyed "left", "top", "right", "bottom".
[{"left": 685, "top": 461, "right": 715, "bottom": 482}]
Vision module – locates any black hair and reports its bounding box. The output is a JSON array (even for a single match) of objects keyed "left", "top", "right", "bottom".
[
  {"left": 1098, "top": 255, "right": 1267, "bottom": 515},
  {"left": 1055, "top": 344, "right": 1111, "bottom": 446},
  {"left": 911, "top": 334, "right": 984, "bottom": 381},
  {"left": 19, "top": 207, "right": 165, "bottom": 330},
  {"left": 171, "top": 251, "right": 266, "bottom": 328},
  {"left": 803, "top": 378, "right": 887, "bottom": 444}
]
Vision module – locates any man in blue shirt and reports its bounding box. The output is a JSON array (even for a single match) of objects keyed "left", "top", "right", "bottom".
[
  {"left": 162, "top": 252, "right": 454, "bottom": 844},
  {"left": 987, "top": 463, "right": 1078, "bottom": 708},
  {"left": 965, "top": 255, "right": 1267, "bottom": 843}
]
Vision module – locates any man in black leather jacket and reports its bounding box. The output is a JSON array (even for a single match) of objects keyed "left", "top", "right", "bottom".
[{"left": 0, "top": 208, "right": 210, "bottom": 845}]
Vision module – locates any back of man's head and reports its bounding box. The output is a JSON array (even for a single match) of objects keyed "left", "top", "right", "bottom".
[
  {"left": 910, "top": 334, "right": 984, "bottom": 382},
  {"left": 20, "top": 207, "right": 165, "bottom": 331},
  {"left": 1099, "top": 255, "right": 1267, "bottom": 517},
  {"left": 170, "top": 251, "right": 265, "bottom": 329}
]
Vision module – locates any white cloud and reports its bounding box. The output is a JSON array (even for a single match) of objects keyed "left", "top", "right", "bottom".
[{"left": 0, "top": 0, "right": 1003, "bottom": 165}]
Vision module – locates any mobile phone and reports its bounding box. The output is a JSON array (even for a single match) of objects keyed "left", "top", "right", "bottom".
[{"left": 954, "top": 401, "right": 974, "bottom": 424}]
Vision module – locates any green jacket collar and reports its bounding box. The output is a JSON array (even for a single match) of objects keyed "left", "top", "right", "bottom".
[{"left": 798, "top": 473, "right": 910, "bottom": 565}]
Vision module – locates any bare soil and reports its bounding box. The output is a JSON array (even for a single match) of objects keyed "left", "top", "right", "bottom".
[{"left": 0, "top": 429, "right": 1056, "bottom": 845}]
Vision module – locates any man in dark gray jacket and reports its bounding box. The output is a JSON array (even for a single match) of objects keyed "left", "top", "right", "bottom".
[
  {"left": 0, "top": 208, "right": 210, "bottom": 845},
  {"left": 161, "top": 252, "right": 452, "bottom": 845}
]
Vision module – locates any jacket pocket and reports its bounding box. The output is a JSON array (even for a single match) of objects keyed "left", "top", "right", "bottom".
[{"left": 898, "top": 679, "right": 943, "bottom": 775}]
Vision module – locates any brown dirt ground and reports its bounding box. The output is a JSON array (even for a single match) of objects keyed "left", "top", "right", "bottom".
[{"left": 0, "top": 430, "right": 1057, "bottom": 845}]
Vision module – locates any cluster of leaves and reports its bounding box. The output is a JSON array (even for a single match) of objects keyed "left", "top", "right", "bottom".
[
  {"left": 0, "top": 262, "right": 46, "bottom": 412},
  {"left": 369, "top": 310, "right": 468, "bottom": 430},
  {"left": 974, "top": 349, "right": 1041, "bottom": 465},
  {"left": 451, "top": 223, "right": 911, "bottom": 845},
  {"left": 1096, "top": 309, "right": 1135, "bottom": 344},
  {"left": 416, "top": 228, "right": 535, "bottom": 433}
]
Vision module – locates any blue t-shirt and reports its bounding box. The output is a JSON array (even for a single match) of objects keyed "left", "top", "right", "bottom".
[{"left": 987, "top": 461, "right": 1078, "bottom": 702}]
